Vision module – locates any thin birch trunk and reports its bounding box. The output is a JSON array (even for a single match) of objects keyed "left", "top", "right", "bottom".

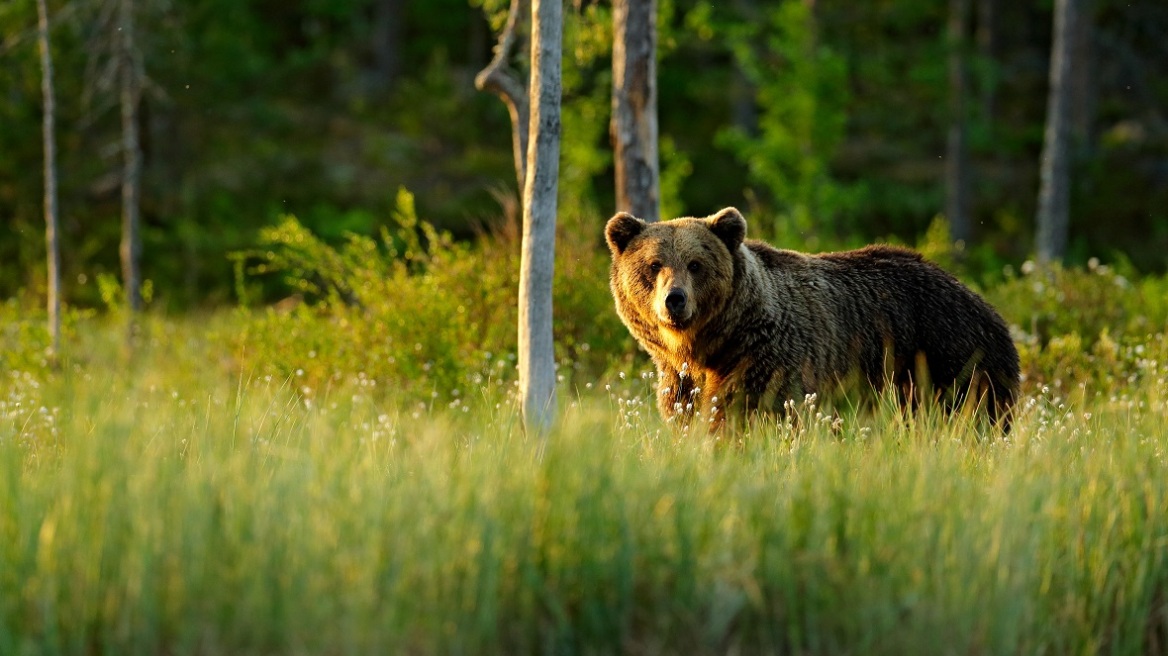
[
  {"left": 37, "top": 0, "right": 61, "bottom": 358},
  {"left": 518, "top": 0, "right": 560, "bottom": 434},
  {"left": 119, "top": 0, "right": 143, "bottom": 322}
]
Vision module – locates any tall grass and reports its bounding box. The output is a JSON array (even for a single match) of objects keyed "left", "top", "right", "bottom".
[{"left": 2, "top": 316, "right": 1167, "bottom": 654}]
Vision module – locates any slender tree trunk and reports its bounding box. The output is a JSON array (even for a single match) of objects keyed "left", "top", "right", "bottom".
[
  {"left": 119, "top": 0, "right": 142, "bottom": 319},
  {"left": 1036, "top": 0, "right": 1077, "bottom": 264},
  {"left": 475, "top": 0, "right": 530, "bottom": 193},
  {"left": 611, "top": 0, "right": 659, "bottom": 223},
  {"left": 37, "top": 0, "right": 61, "bottom": 359},
  {"left": 518, "top": 0, "right": 560, "bottom": 434},
  {"left": 946, "top": 0, "right": 973, "bottom": 244}
]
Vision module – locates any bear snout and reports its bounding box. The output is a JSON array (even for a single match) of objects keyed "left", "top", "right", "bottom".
[{"left": 660, "top": 287, "right": 691, "bottom": 325}]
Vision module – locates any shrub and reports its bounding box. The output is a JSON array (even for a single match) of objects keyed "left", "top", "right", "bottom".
[
  {"left": 0, "top": 297, "right": 95, "bottom": 375},
  {"left": 988, "top": 259, "right": 1165, "bottom": 344},
  {"left": 986, "top": 260, "right": 1168, "bottom": 390},
  {"left": 229, "top": 189, "right": 632, "bottom": 406}
]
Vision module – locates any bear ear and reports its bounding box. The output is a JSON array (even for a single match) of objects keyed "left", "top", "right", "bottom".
[
  {"left": 605, "top": 212, "right": 645, "bottom": 255},
  {"left": 707, "top": 207, "right": 746, "bottom": 252}
]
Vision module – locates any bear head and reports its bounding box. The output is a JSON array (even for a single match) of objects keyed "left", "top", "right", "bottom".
[{"left": 605, "top": 207, "right": 746, "bottom": 334}]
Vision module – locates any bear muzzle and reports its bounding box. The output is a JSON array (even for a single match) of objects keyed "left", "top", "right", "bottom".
[{"left": 658, "top": 288, "right": 693, "bottom": 328}]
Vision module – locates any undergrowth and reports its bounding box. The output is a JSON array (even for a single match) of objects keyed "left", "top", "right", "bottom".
[
  {"left": 226, "top": 189, "right": 631, "bottom": 405},
  {"left": 2, "top": 199, "right": 1168, "bottom": 653},
  {"left": 1, "top": 315, "right": 1167, "bottom": 654}
]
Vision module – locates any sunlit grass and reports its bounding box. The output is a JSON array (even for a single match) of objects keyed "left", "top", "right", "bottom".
[{"left": 2, "top": 315, "right": 1168, "bottom": 654}]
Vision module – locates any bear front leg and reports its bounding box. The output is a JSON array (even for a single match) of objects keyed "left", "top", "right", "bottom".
[
  {"left": 655, "top": 364, "right": 698, "bottom": 424},
  {"left": 697, "top": 384, "right": 727, "bottom": 431}
]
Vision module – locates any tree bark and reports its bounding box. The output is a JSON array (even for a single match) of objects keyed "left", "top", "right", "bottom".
[
  {"left": 611, "top": 0, "right": 659, "bottom": 223},
  {"left": 518, "top": 0, "right": 560, "bottom": 434},
  {"left": 1035, "top": 0, "right": 1077, "bottom": 264},
  {"left": 475, "top": 0, "right": 530, "bottom": 193},
  {"left": 119, "top": 0, "right": 143, "bottom": 318},
  {"left": 37, "top": 0, "right": 61, "bottom": 358},
  {"left": 946, "top": 0, "right": 973, "bottom": 244}
]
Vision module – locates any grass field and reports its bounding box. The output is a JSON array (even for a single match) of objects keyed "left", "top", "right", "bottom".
[{"left": 2, "top": 313, "right": 1168, "bottom": 655}]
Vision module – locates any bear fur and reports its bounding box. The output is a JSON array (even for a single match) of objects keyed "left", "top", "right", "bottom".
[{"left": 605, "top": 207, "right": 1020, "bottom": 429}]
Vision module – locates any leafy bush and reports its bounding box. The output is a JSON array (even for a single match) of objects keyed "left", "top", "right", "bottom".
[
  {"left": 229, "top": 189, "right": 632, "bottom": 405},
  {"left": 985, "top": 260, "right": 1168, "bottom": 389},
  {"left": 0, "top": 297, "right": 96, "bottom": 376},
  {"left": 989, "top": 259, "right": 1166, "bottom": 344}
]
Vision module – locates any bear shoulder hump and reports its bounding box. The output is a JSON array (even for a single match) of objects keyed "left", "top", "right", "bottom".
[
  {"left": 746, "top": 241, "right": 805, "bottom": 270},
  {"left": 857, "top": 244, "right": 924, "bottom": 262}
]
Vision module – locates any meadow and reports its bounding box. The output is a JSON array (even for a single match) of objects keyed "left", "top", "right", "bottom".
[{"left": 3, "top": 217, "right": 1168, "bottom": 654}]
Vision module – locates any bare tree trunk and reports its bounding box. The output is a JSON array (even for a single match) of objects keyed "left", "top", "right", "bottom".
[
  {"left": 475, "top": 0, "right": 530, "bottom": 193},
  {"left": 518, "top": 0, "right": 560, "bottom": 434},
  {"left": 611, "top": 0, "right": 659, "bottom": 223},
  {"left": 37, "top": 0, "right": 61, "bottom": 359},
  {"left": 946, "top": 0, "right": 973, "bottom": 244},
  {"left": 119, "top": 0, "right": 143, "bottom": 319},
  {"left": 1036, "top": 0, "right": 1077, "bottom": 264}
]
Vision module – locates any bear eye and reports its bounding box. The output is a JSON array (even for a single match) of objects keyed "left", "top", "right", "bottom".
[
  {"left": 649, "top": 261, "right": 663, "bottom": 274},
  {"left": 687, "top": 260, "right": 701, "bottom": 273}
]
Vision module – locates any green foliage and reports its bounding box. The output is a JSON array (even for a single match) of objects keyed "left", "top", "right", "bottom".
[
  {"left": 3, "top": 200, "right": 1168, "bottom": 651},
  {"left": 911, "top": 215, "right": 1011, "bottom": 284},
  {"left": 468, "top": 0, "right": 512, "bottom": 33},
  {"left": 913, "top": 215, "right": 964, "bottom": 273},
  {"left": 558, "top": 77, "right": 613, "bottom": 208},
  {"left": 659, "top": 135, "right": 693, "bottom": 220},
  {"left": 989, "top": 260, "right": 1168, "bottom": 347},
  {"left": 3, "top": 309, "right": 1168, "bottom": 653},
  {"left": 908, "top": 219, "right": 1168, "bottom": 393},
  {"left": 230, "top": 191, "right": 629, "bottom": 405},
  {"left": 715, "top": 1, "right": 864, "bottom": 245},
  {"left": 556, "top": 2, "right": 616, "bottom": 209},
  {"left": 0, "top": 298, "right": 56, "bottom": 374},
  {"left": 986, "top": 261, "right": 1168, "bottom": 391},
  {"left": 3, "top": 0, "right": 1168, "bottom": 310},
  {"left": 0, "top": 297, "right": 93, "bottom": 374}
]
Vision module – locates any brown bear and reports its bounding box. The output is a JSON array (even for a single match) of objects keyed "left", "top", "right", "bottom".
[{"left": 605, "top": 207, "right": 1020, "bottom": 430}]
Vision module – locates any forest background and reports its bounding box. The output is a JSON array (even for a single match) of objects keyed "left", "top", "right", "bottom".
[
  {"left": 5, "top": 3, "right": 1168, "bottom": 652},
  {"left": 2, "top": 0, "right": 1166, "bottom": 311}
]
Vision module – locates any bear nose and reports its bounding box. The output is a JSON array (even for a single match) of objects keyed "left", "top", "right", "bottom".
[{"left": 665, "top": 289, "right": 687, "bottom": 314}]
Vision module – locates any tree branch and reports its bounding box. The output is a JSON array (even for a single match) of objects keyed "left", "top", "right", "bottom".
[{"left": 474, "top": 0, "right": 530, "bottom": 192}]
